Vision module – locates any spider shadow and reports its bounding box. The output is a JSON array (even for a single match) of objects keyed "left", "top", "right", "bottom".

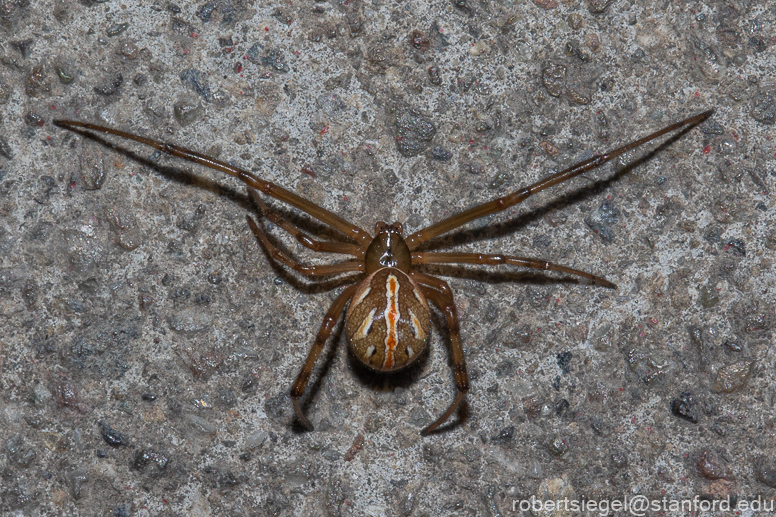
[
  {"left": 420, "top": 123, "right": 701, "bottom": 252},
  {"left": 417, "top": 265, "right": 610, "bottom": 287},
  {"left": 246, "top": 205, "right": 363, "bottom": 295},
  {"left": 64, "top": 127, "right": 255, "bottom": 209},
  {"left": 65, "top": 127, "right": 357, "bottom": 295},
  {"left": 289, "top": 315, "right": 347, "bottom": 433}
]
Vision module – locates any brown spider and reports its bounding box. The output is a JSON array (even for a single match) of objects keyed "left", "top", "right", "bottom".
[{"left": 54, "top": 109, "right": 713, "bottom": 435}]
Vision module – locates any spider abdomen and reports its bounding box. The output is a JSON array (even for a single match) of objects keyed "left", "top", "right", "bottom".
[{"left": 345, "top": 268, "right": 430, "bottom": 371}]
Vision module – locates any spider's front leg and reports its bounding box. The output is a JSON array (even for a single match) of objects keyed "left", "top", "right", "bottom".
[
  {"left": 404, "top": 110, "right": 714, "bottom": 250},
  {"left": 290, "top": 283, "right": 359, "bottom": 430},
  {"left": 412, "top": 272, "right": 469, "bottom": 435}
]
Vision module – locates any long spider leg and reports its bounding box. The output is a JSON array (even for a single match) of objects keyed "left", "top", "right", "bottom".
[
  {"left": 53, "top": 120, "right": 373, "bottom": 247},
  {"left": 413, "top": 251, "right": 616, "bottom": 288},
  {"left": 290, "top": 283, "right": 359, "bottom": 430},
  {"left": 411, "top": 272, "right": 469, "bottom": 435},
  {"left": 247, "top": 216, "right": 365, "bottom": 277},
  {"left": 405, "top": 109, "right": 714, "bottom": 250},
  {"left": 247, "top": 188, "right": 365, "bottom": 258}
]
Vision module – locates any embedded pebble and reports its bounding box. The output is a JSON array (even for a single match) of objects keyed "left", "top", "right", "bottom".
[
  {"left": 26, "top": 65, "right": 52, "bottom": 97},
  {"left": 66, "top": 471, "right": 88, "bottom": 500},
  {"left": 568, "top": 13, "right": 584, "bottom": 29},
  {"left": 41, "top": 432, "right": 69, "bottom": 453},
  {"left": 697, "top": 449, "right": 733, "bottom": 480},
  {"left": 699, "top": 284, "right": 720, "bottom": 308},
  {"left": 532, "top": 0, "right": 558, "bottom": 9},
  {"left": 79, "top": 145, "right": 109, "bottom": 190},
  {"left": 526, "top": 460, "right": 543, "bottom": 479},
  {"left": 197, "top": 2, "right": 215, "bottom": 22},
  {"left": 542, "top": 63, "right": 566, "bottom": 97},
  {"left": 428, "top": 65, "right": 442, "bottom": 85},
  {"left": 391, "top": 104, "right": 436, "bottom": 157},
  {"left": 11, "top": 39, "right": 34, "bottom": 58},
  {"left": 98, "top": 422, "right": 128, "bottom": 447},
  {"left": 670, "top": 391, "right": 698, "bottom": 423},
  {"left": 409, "top": 30, "right": 430, "bottom": 52},
  {"left": 93, "top": 73, "right": 123, "bottom": 96},
  {"left": 117, "top": 41, "right": 138, "bottom": 59},
  {"left": 106, "top": 208, "right": 141, "bottom": 250},
  {"left": 34, "top": 175, "right": 56, "bottom": 204},
  {"left": 491, "top": 426, "right": 515, "bottom": 443},
  {"left": 750, "top": 91, "right": 775, "bottom": 124},
  {"left": 691, "top": 39, "right": 725, "bottom": 81},
  {"left": 567, "top": 87, "right": 591, "bottom": 105},
  {"left": 6, "top": 435, "right": 37, "bottom": 467},
  {"left": 132, "top": 449, "right": 169, "bottom": 470},
  {"left": 244, "top": 430, "right": 268, "bottom": 450},
  {"left": 588, "top": 0, "right": 609, "bottom": 13},
  {"left": 260, "top": 48, "right": 290, "bottom": 73},
  {"left": 185, "top": 413, "right": 217, "bottom": 435},
  {"left": 106, "top": 23, "right": 129, "bottom": 36},
  {"left": 547, "top": 436, "right": 568, "bottom": 457},
  {"left": 713, "top": 361, "right": 753, "bottom": 393},
  {"left": 0, "top": 136, "right": 13, "bottom": 159},
  {"left": 173, "top": 96, "right": 203, "bottom": 126},
  {"left": 180, "top": 68, "right": 213, "bottom": 100},
  {"left": 584, "top": 200, "right": 620, "bottom": 243},
  {"left": 168, "top": 308, "right": 213, "bottom": 334},
  {"left": 63, "top": 227, "right": 105, "bottom": 273},
  {"left": 755, "top": 457, "right": 776, "bottom": 488}
]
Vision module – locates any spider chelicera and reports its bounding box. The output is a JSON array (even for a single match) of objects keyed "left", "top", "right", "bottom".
[{"left": 54, "top": 109, "right": 713, "bottom": 435}]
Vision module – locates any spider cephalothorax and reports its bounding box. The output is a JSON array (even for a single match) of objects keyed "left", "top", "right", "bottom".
[
  {"left": 54, "top": 109, "right": 713, "bottom": 435},
  {"left": 365, "top": 222, "right": 411, "bottom": 273}
]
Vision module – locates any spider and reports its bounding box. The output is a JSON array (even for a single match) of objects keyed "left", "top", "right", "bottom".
[{"left": 54, "top": 109, "right": 713, "bottom": 435}]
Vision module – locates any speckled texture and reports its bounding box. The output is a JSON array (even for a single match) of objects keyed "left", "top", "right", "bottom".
[{"left": 1, "top": 0, "right": 775, "bottom": 515}]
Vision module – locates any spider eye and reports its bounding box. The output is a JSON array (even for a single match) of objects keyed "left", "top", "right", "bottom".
[{"left": 379, "top": 251, "right": 398, "bottom": 268}]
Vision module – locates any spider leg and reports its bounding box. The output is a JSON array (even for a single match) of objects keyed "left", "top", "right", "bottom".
[
  {"left": 53, "top": 120, "right": 373, "bottom": 247},
  {"left": 290, "top": 283, "right": 359, "bottom": 430},
  {"left": 411, "top": 271, "right": 469, "bottom": 435},
  {"left": 413, "top": 251, "right": 616, "bottom": 288},
  {"left": 405, "top": 110, "right": 714, "bottom": 250},
  {"left": 247, "top": 187, "right": 365, "bottom": 258},
  {"left": 247, "top": 216, "right": 365, "bottom": 277}
]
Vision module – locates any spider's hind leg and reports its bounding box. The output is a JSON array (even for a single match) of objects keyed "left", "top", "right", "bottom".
[
  {"left": 290, "top": 283, "right": 359, "bottom": 431},
  {"left": 412, "top": 272, "right": 470, "bottom": 435}
]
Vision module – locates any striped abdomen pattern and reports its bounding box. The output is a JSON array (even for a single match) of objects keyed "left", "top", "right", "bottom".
[{"left": 345, "top": 268, "right": 431, "bottom": 371}]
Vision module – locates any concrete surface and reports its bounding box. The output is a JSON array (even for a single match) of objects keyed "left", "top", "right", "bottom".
[{"left": 1, "top": 0, "right": 775, "bottom": 515}]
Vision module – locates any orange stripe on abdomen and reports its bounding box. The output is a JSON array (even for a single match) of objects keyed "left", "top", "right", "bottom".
[{"left": 383, "top": 274, "right": 400, "bottom": 369}]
